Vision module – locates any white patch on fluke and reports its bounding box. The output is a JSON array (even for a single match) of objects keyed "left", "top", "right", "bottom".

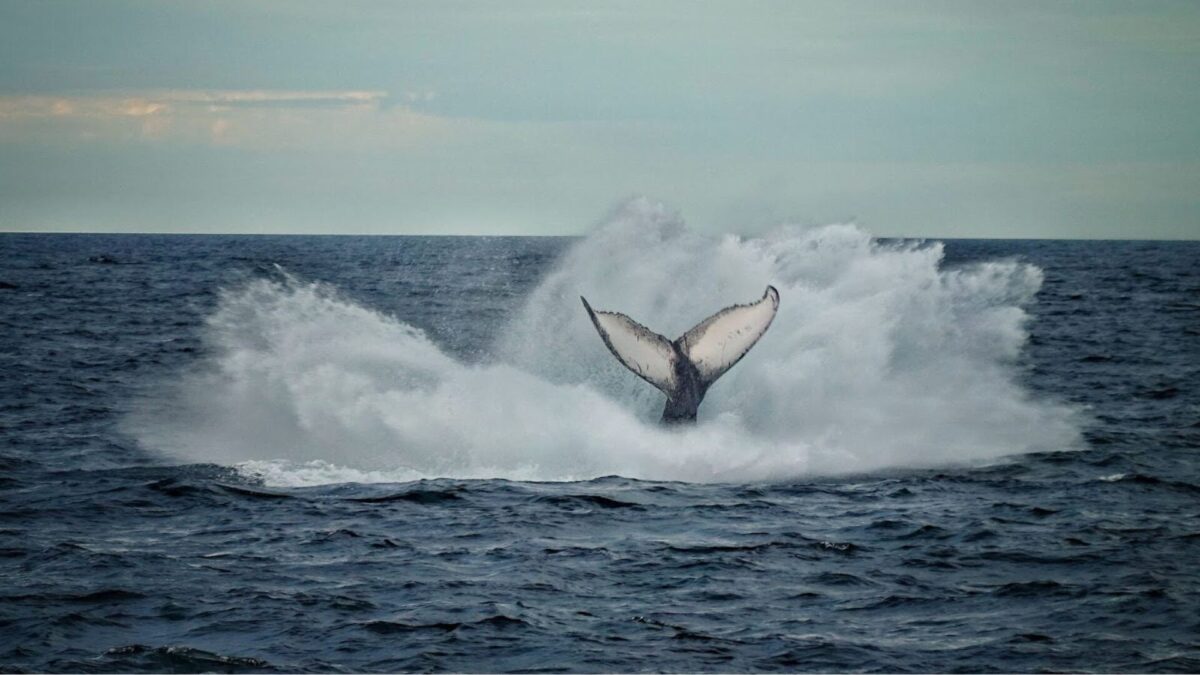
[
  {"left": 580, "top": 300, "right": 679, "bottom": 394},
  {"left": 679, "top": 285, "right": 779, "bottom": 383},
  {"left": 130, "top": 198, "right": 1082, "bottom": 485}
]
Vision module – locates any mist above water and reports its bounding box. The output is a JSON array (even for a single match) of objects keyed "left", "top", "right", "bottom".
[{"left": 132, "top": 199, "right": 1081, "bottom": 485}]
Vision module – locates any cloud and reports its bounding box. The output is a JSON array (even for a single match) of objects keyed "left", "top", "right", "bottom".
[
  {"left": 0, "top": 89, "right": 449, "bottom": 149},
  {"left": 0, "top": 90, "right": 389, "bottom": 117}
]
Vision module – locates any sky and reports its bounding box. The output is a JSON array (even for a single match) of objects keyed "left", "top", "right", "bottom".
[{"left": 1, "top": 1, "right": 1198, "bottom": 239}]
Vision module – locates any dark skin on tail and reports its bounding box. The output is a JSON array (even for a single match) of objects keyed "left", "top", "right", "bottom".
[{"left": 659, "top": 342, "right": 706, "bottom": 423}]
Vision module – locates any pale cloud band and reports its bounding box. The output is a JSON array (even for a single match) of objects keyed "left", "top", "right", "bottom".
[{"left": 0, "top": 89, "right": 446, "bottom": 147}]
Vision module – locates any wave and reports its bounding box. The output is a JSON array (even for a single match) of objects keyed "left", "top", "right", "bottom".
[{"left": 130, "top": 198, "right": 1080, "bottom": 485}]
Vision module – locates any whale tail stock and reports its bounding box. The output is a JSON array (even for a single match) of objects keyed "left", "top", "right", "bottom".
[{"left": 581, "top": 286, "right": 780, "bottom": 424}]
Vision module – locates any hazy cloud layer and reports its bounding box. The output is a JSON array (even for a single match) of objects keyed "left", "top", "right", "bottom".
[{"left": 0, "top": 90, "right": 449, "bottom": 148}]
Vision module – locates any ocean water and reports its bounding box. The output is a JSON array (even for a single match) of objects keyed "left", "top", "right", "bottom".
[{"left": 2, "top": 203, "right": 1198, "bottom": 672}]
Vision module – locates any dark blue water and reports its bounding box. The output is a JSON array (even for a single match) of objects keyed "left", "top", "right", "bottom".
[{"left": 1, "top": 232, "right": 1198, "bottom": 672}]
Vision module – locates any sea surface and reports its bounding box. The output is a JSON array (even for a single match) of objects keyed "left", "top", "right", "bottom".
[{"left": 2, "top": 211, "right": 1199, "bottom": 672}]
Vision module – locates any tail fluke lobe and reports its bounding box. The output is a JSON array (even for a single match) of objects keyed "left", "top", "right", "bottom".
[
  {"left": 580, "top": 296, "right": 678, "bottom": 395},
  {"left": 677, "top": 285, "right": 780, "bottom": 386},
  {"left": 581, "top": 287, "right": 780, "bottom": 423}
]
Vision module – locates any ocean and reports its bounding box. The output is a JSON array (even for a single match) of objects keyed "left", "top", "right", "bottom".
[{"left": 2, "top": 203, "right": 1198, "bottom": 672}]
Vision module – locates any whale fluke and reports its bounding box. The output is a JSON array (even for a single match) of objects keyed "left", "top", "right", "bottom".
[{"left": 581, "top": 286, "right": 779, "bottom": 423}]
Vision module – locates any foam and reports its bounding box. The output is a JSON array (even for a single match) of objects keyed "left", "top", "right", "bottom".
[{"left": 131, "top": 198, "right": 1081, "bottom": 484}]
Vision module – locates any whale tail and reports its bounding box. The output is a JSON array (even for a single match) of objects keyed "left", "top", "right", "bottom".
[{"left": 581, "top": 286, "right": 780, "bottom": 423}]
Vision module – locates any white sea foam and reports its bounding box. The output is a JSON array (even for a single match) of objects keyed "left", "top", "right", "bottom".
[{"left": 131, "top": 198, "right": 1081, "bottom": 485}]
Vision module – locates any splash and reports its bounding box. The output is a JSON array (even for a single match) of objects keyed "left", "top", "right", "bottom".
[{"left": 132, "top": 199, "right": 1080, "bottom": 485}]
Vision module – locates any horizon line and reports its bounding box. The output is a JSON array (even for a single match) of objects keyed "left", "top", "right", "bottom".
[{"left": 0, "top": 229, "right": 1197, "bottom": 243}]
